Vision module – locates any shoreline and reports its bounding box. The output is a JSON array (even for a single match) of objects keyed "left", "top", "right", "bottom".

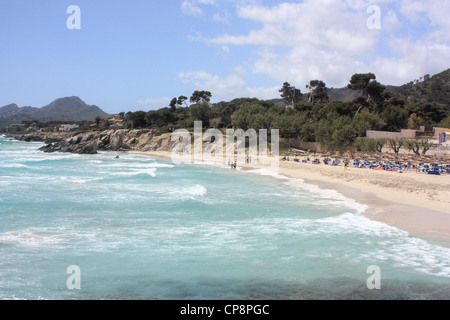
[{"left": 127, "top": 150, "right": 450, "bottom": 247}]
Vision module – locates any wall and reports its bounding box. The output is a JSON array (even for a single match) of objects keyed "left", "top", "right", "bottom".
[{"left": 366, "top": 130, "right": 403, "bottom": 140}]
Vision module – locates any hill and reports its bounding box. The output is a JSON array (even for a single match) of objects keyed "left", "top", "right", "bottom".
[
  {"left": 270, "top": 86, "right": 391, "bottom": 105},
  {"left": 0, "top": 97, "right": 110, "bottom": 127},
  {"left": 391, "top": 68, "right": 450, "bottom": 110},
  {"left": 270, "top": 69, "right": 449, "bottom": 108}
]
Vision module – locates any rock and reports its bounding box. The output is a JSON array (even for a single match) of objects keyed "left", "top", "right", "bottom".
[
  {"left": 81, "top": 133, "right": 96, "bottom": 143},
  {"left": 22, "top": 128, "right": 184, "bottom": 155},
  {"left": 79, "top": 141, "right": 99, "bottom": 154},
  {"left": 109, "top": 132, "right": 124, "bottom": 150}
]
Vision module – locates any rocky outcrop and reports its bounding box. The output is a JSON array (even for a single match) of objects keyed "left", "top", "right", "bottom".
[{"left": 9, "top": 129, "right": 179, "bottom": 155}]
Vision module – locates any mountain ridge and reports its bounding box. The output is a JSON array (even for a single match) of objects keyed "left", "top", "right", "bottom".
[{"left": 0, "top": 97, "right": 111, "bottom": 127}]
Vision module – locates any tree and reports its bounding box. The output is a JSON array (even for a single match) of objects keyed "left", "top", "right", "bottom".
[
  {"left": 350, "top": 96, "right": 372, "bottom": 116},
  {"left": 95, "top": 116, "right": 102, "bottom": 129},
  {"left": 209, "top": 117, "right": 222, "bottom": 129},
  {"left": 375, "top": 138, "right": 388, "bottom": 152},
  {"left": 355, "top": 137, "right": 387, "bottom": 152},
  {"left": 314, "top": 119, "right": 333, "bottom": 146},
  {"left": 381, "top": 104, "right": 409, "bottom": 131},
  {"left": 404, "top": 139, "right": 436, "bottom": 155},
  {"left": 189, "top": 102, "right": 210, "bottom": 126},
  {"left": 169, "top": 98, "right": 178, "bottom": 112},
  {"left": 366, "top": 80, "right": 386, "bottom": 112},
  {"left": 306, "top": 80, "right": 329, "bottom": 105},
  {"left": 348, "top": 73, "right": 386, "bottom": 114},
  {"left": 406, "top": 102, "right": 448, "bottom": 126},
  {"left": 190, "top": 91, "right": 212, "bottom": 104},
  {"left": 408, "top": 113, "right": 421, "bottom": 129},
  {"left": 231, "top": 102, "right": 267, "bottom": 131},
  {"left": 354, "top": 137, "right": 378, "bottom": 152},
  {"left": 351, "top": 110, "right": 386, "bottom": 137},
  {"left": 347, "top": 73, "right": 376, "bottom": 98},
  {"left": 126, "top": 111, "right": 147, "bottom": 129},
  {"left": 146, "top": 108, "right": 175, "bottom": 128},
  {"left": 279, "top": 82, "right": 303, "bottom": 108},
  {"left": 389, "top": 138, "right": 403, "bottom": 154},
  {"left": 439, "top": 116, "right": 450, "bottom": 129},
  {"left": 177, "top": 96, "right": 189, "bottom": 107},
  {"left": 331, "top": 124, "right": 357, "bottom": 149}
]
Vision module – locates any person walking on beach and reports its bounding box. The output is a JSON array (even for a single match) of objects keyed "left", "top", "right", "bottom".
[{"left": 344, "top": 159, "right": 349, "bottom": 170}]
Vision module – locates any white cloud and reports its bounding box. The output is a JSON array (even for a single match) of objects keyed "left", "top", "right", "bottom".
[
  {"left": 212, "top": 9, "right": 231, "bottom": 23},
  {"left": 178, "top": 0, "right": 450, "bottom": 103},
  {"left": 383, "top": 9, "right": 402, "bottom": 33},
  {"left": 178, "top": 71, "right": 279, "bottom": 101},
  {"left": 194, "top": 0, "right": 450, "bottom": 89},
  {"left": 206, "top": 0, "right": 380, "bottom": 88},
  {"left": 400, "top": 0, "right": 450, "bottom": 42},
  {"left": 137, "top": 97, "right": 172, "bottom": 110},
  {"left": 221, "top": 45, "right": 230, "bottom": 54},
  {"left": 181, "top": 0, "right": 216, "bottom": 16},
  {"left": 372, "top": 36, "right": 450, "bottom": 85}
]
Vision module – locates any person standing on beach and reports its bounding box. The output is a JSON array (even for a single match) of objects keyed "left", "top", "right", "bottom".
[{"left": 344, "top": 159, "right": 349, "bottom": 170}]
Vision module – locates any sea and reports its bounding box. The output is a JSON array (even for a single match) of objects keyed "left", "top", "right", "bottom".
[{"left": 0, "top": 134, "right": 449, "bottom": 300}]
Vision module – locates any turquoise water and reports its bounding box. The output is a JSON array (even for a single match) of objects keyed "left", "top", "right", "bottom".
[{"left": 0, "top": 135, "right": 449, "bottom": 300}]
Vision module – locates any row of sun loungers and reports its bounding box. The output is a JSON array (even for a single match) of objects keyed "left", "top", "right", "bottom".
[{"left": 282, "top": 156, "right": 450, "bottom": 175}]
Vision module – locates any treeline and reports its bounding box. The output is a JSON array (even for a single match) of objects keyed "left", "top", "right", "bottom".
[
  {"left": 0, "top": 120, "right": 95, "bottom": 133},
  {"left": 122, "top": 74, "right": 450, "bottom": 149}
]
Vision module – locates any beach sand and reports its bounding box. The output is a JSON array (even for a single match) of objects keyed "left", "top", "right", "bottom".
[{"left": 127, "top": 150, "right": 450, "bottom": 246}]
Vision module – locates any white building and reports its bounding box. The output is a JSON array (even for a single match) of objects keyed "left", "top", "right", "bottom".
[{"left": 59, "top": 124, "right": 79, "bottom": 132}]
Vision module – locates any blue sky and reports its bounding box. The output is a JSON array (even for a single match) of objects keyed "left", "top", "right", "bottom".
[{"left": 0, "top": 0, "right": 449, "bottom": 114}]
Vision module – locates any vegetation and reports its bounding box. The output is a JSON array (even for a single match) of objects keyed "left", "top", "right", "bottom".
[
  {"left": 393, "top": 69, "right": 450, "bottom": 111},
  {"left": 118, "top": 72, "right": 448, "bottom": 152},
  {"left": 2, "top": 71, "right": 449, "bottom": 154},
  {"left": 404, "top": 139, "right": 436, "bottom": 156}
]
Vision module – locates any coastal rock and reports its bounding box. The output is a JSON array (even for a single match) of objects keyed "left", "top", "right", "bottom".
[
  {"left": 14, "top": 129, "right": 181, "bottom": 155},
  {"left": 23, "top": 134, "right": 45, "bottom": 142},
  {"left": 78, "top": 141, "right": 99, "bottom": 154},
  {"left": 109, "top": 132, "right": 125, "bottom": 150}
]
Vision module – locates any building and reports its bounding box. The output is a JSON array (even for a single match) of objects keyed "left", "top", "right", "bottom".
[
  {"left": 108, "top": 114, "right": 124, "bottom": 128},
  {"left": 367, "top": 126, "right": 437, "bottom": 140},
  {"left": 59, "top": 124, "right": 79, "bottom": 132}
]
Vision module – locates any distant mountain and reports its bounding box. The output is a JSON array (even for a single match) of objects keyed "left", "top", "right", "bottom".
[
  {"left": 327, "top": 87, "right": 363, "bottom": 102},
  {"left": 0, "top": 97, "right": 110, "bottom": 127}
]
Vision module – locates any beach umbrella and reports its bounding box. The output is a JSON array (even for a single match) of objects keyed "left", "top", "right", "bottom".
[
  {"left": 343, "top": 152, "right": 352, "bottom": 159},
  {"left": 330, "top": 153, "right": 340, "bottom": 160}
]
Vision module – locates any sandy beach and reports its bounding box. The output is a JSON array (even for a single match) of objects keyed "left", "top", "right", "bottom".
[{"left": 127, "top": 150, "right": 450, "bottom": 246}]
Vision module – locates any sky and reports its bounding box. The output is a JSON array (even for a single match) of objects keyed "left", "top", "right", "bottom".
[{"left": 0, "top": 0, "right": 449, "bottom": 114}]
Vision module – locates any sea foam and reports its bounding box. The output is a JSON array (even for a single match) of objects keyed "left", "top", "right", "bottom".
[
  {"left": 1, "top": 140, "right": 449, "bottom": 300},
  {"left": 246, "top": 168, "right": 368, "bottom": 215}
]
